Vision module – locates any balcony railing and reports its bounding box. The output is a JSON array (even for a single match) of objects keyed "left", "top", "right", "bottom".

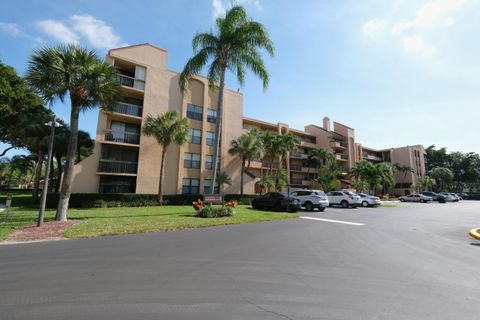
[
  {"left": 335, "top": 153, "right": 349, "bottom": 160},
  {"left": 290, "top": 164, "right": 302, "bottom": 171},
  {"left": 290, "top": 178, "right": 303, "bottom": 185},
  {"left": 112, "top": 102, "right": 143, "bottom": 117},
  {"left": 98, "top": 160, "right": 138, "bottom": 174},
  {"left": 104, "top": 130, "right": 140, "bottom": 145},
  {"left": 116, "top": 74, "right": 145, "bottom": 90},
  {"left": 262, "top": 161, "right": 279, "bottom": 169},
  {"left": 332, "top": 140, "right": 348, "bottom": 148}
]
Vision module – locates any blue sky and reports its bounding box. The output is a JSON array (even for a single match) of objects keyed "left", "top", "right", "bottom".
[{"left": 1, "top": 0, "right": 480, "bottom": 156}]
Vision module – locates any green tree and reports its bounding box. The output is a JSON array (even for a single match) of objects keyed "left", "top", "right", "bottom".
[
  {"left": 393, "top": 163, "right": 414, "bottom": 182},
  {"left": 216, "top": 171, "right": 232, "bottom": 196},
  {"left": 26, "top": 44, "right": 121, "bottom": 221},
  {"left": 228, "top": 130, "right": 264, "bottom": 197},
  {"left": 257, "top": 175, "right": 275, "bottom": 194},
  {"left": 307, "top": 148, "right": 334, "bottom": 178},
  {"left": 376, "top": 162, "right": 394, "bottom": 194},
  {"left": 179, "top": 5, "right": 274, "bottom": 194},
  {"left": 415, "top": 176, "right": 436, "bottom": 192},
  {"left": 262, "top": 131, "right": 281, "bottom": 176},
  {"left": 0, "top": 61, "right": 44, "bottom": 156},
  {"left": 425, "top": 145, "right": 450, "bottom": 172},
  {"left": 76, "top": 130, "right": 94, "bottom": 163},
  {"left": 142, "top": 111, "right": 189, "bottom": 204},
  {"left": 430, "top": 167, "right": 453, "bottom": 191}
]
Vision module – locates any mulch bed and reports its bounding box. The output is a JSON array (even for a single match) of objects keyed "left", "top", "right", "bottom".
[{"left": 5, "top": 220, "right": 80, "bottom": 243}]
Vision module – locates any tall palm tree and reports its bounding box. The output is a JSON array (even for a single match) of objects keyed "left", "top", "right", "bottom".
[
  {"left": 258, "top": 175, "right": 275, "bottom": 194},
  {"left": 393, "top": 163, "right": 414, "bottom": 182},
  {"left": 142, "top": 111, "right": 189, "bottom": 204},
  {"left": 228, "top": 131, "right": 264, "bottom": 197},
  {"left": 262, "top": 131, "right": 280, "bottom": 176},
  {"left": 179, "top": 5, "right": 274, "bottom": 194},
  {"left": 308, "top": 148, "right": 332, "bottom": 178},
  {"left": 27, "top": 44, "right": 120, "bottom": 221}
]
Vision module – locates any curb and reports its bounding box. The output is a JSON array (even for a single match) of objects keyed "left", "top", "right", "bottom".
[{"left": 469, "top": 228, "right": 480, "bottom": 241}]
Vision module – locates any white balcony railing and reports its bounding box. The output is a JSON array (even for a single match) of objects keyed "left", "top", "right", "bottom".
[
  {"left": 116, "top": 74, "right": 145, "bottom": 90},
  {"left": 104, "top": 130, "right": 140, "bottom": 145},
  {"left": 112, "top": 102, "right": 143, "bottom": 117}
]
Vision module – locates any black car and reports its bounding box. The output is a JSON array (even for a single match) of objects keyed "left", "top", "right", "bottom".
[
  {"left": 421, "top": 191, "right": 447, "bottom": 203},
  {"left": 251, "top": 192, "right": 301, "bottom": 212}
]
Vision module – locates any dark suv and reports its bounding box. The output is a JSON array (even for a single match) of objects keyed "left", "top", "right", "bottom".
[
  {"left": 421, "top": 191, "right": 446, "bottom": 203},
  {"left": 251, "top": 192, "right": 301, "bottom": 212}
]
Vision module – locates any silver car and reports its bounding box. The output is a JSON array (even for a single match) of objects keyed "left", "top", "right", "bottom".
[
  {"left": 327, "top": 190, "right": 362, "bottom": 208},
  {"left": 357, "top": 193, "right": 381, "bottom": 207},
  {"left": 399, "top": 194, "right": 433, "bottom": 203},
  {"left": 290, "top": 189, "right": 329, "bottom": 211}
]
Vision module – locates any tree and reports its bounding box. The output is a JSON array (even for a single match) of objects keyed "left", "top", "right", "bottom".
[
  {"left": 393, "top": 163, "right": 414, "bottom": 182},
  {"left": 76, "top": 130, "right": 94, "bottom": 163},
  {"left": 415, "top": 176, "right": 436, "bottom": 192},
  {"left": 262, "top": 131, "right": 281, "bottom": 176},
  {"left": 307, "top": 148, "right": 333, "bottom": 179},
  {"left": 0, "top": 61, "right": 44, "bottom": 156},
  {"left": 216, "top": 171, "right": 232, "bottom": 196},
  {"left": 228, "top": 130, "right": 264, "bottom": 197},
  {"left": 27, "top": 44, "right": 121, "bottom": 221},
  {"left": 316, "top": 156, "right": 341, "bottom": 192},
  {"left": 179, "top": 5, "right": 274, "bottom": 194},
  {"left": 430, "top": 167, "right": 453, "bottom": 191},
  {"left": 425, "top": 145, "right": 449, "bottom": 172},
  {"left": 142, "top": 111, "right": 189, "bottom": 204},
  {"left": 258, "top": 175, "right": 275, "bottom": 194},
  {"left": 376, "top": 162, "right": 394, "bottom": 194}
]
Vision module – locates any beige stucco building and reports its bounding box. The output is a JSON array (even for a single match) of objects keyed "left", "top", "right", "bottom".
[{"left": 71, "top": 43, "right": 426, "bottom": 196}]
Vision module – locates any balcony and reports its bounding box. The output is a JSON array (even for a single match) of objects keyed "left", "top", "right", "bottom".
[
  {"left": 116, "top": 74, "right": 145, "bottom": 91},
  {"left": 290, "top": 178, "right": 303, "bottom": 185},
  {"left": 112, "top": 102, "right": 143, "bottom": 117},
  {"left": 331, "top": 140, "right": 348, "bottom": 149},
  {"left": 335, "top": 153, "right": 349, "bottom": 161},
  {"left": 262, "top": 161, "right": 279, "bottom": 169},
  {"left": 98, "top": 160, "right": 138, "bottom": 174},
  {"left": 290, "top": 164, "right": 302, "bottom": 171},
  {"left": 104, "top": 130, "right": 140, "bottom": 145}
]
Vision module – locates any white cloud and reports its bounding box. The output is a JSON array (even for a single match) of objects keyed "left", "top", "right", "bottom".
[
  {"left": 402, "top": 35, "right": 436, "bottom": 57},
  {"left": 391, "top": 0, "right": 466, "bottom": 35},
  {"left": 363, "top": 18, "right": 384, "bottom": 37},
  {"left": 35, "top": 15, "right": 125, "bottom": 49},
  {"left": 212, "top": 0, "right": 263, "bottom": 18},
  {"left": 212, "top": 0, "right": 226, "bottom": 18},
  {"left": 0, "top": 22, "right": 22, "bottom": 37},
  {"left": 36, "top": 19, "right": 79, "bottom": 44},
  {"left": 70, "top": 14, "right": 123, "bottom": 49}
]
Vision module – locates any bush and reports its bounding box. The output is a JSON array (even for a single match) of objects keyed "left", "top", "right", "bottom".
[
  {"left": 45, "top": 193, "right": 204, "bottom": 208},
  {"left": 194, "top": 205, "right": 235, "bottom": 218},
  {"left": 224, "top": 194, "right": 257, "bottom": 205}
]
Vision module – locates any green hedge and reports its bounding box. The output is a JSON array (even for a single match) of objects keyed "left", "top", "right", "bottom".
[
  {"left": 224, "top": 194, "right": 257, "bottom": 205},
  {"left": 195, "top": 205, "right": 235, "bottom": 218},
  {"left": 45, "top": 193, "right": 204, "bottom": 208}
]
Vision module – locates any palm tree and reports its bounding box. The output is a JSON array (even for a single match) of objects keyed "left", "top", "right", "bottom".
[
  {"left": 76, "top": 130, "right": 94, "bottom": 163},
  {"left": 262, "top": 132, "right": 280, "bottom": 176},
  {"left": 142, "top": 111, "right": 189, "bottom": 204},
  {"left": 376, "top": 162, "right": 394, "bottom": 194},
  {"left": 308, "top": 148, "right": 333, "bottom": 178},
  {"left": 27, "top": 44, "right": 120, "bottom": 221},
  {"left": 393, "top": 163, "right": 414, "bottom": 182},
  {"left": 216, "top": 171, "right": 232, "bottom": 196},
  {"left": 179, "top": 5, "right": 274, "bottom": 194},
  {"left": 430, "top": 167, "right": 453, "bottom": 191},
  {"left": 228, "top": 131, "right": 264, "bottom": 197},
  {"left": 258, "top": 175, "right": 275, "bottom": 194}
]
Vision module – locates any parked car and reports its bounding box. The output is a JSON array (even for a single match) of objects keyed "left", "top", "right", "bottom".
[
  {"left": 327, "top": 191, "right": 361, "bottom": 208},
  {"left": 399, "top": 194, "right": 433, "bottom": 203},
  {"left": 421, "top": 191, "right": 447, "bottom": 203},
  {"left": 438, "top": 192, "right": 456, "bottom": 202},
  {"left": 290, "top": 189, "right": 329, "bottom": 211},
  {"left": 460, "top": 193, "right": 469, "bottom": 200},
  {"left": 357, "top": 193, "right": 381, "bottom": 207},
  {"left": 449, "top": 193, "right": 461, "bottom": 201},
  {"left": 251, "top": 192, "right": 301, "bottom": 212}
]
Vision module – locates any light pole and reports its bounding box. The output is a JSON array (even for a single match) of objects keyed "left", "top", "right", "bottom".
[{"left": 37, "top": 115, "right": 60, "bottom": 227}]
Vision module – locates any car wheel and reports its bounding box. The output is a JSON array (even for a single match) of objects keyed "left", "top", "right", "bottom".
[
  {"left": 275, "top": 203, "right": 284, "bottom": 212},
  {"left": 319, "top": 207, "right": 326, "bottom": 212},
  {"left": 341, "top": 200, "right": 349, "bottom": 208},
  {"left": 400, "top": 198, "right": 405, "bottom": 202},
  {"left": 420, "top": 199, "right": 425, "bottom": 203},
  {"left": 361, "top": 201, "right": 369, "bottom": 207},
  {"left": 305, "top": 202, "right": 314, "bottom": 211}
]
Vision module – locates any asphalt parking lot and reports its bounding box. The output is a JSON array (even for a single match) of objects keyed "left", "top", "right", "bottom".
[{"left": 1, "top": 201, "right": 479, "bottom": 320}]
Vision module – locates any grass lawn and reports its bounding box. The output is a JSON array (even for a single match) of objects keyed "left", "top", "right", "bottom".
[
  {"left": 380, "top": 203, "right": 397, "bottom": 207},
  {"left": 0, "top": 193, "right": 298, "bottom": 240}
]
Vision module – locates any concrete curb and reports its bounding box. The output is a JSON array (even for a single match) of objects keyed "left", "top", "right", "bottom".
[{"left": 469, "top": 228, "right": 480, "bottom": 241}]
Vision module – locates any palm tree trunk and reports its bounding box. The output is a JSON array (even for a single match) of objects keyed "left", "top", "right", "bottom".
[
  {"left": 56, "top": 106, "right": 79, "bottom": 221},
  {"left": 55, "top": 154, "right": 62, "bottom": 193},
  {"left": 240, "top": 158, "right": 245, "bottom": 198},
  {"left": 32, "top": 149, "right": 45, "bottom": 204},
  {"left": 210, "top": 66, "right": 226, "bottom": 194},
  {"left": 158, "top": 147, "right": 167, "bottom": 204}
]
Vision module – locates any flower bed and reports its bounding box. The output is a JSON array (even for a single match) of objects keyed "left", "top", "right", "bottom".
[{"left": 192, "top": 199, "right": 237, "bottom": 218}]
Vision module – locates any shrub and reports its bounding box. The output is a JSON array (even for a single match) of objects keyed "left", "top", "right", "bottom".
[
  {"left": 195, "top": 205, "right": 235, "bottom": 218},
  {"left": 46, "top": 193, "right": 204, "bottom": 208},
  {"left": 224, "top": 194, "right": 257, "bottom": 205}
]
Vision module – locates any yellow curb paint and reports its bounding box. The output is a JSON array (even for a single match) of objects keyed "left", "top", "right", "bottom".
[{"left": 469, "top": 228, "right": 480, "bottom": 241}]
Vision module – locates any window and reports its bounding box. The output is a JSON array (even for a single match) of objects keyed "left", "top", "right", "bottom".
[
  {"left": 189, "top": 129, "right": 202, "bottom": 144},
  {"left": 187, "top": 104, "right": 203, "bottom": 121},
  {"left": 204, "top": 179, "right": 219, "bottom": 194},
  {"left": 182, "top": 178, "right": 200, "bottom": 194},
  {"left": 207, "top": 109, "right": 217, "bottom": 123},
  {"left": 205, "top": 155, "right": 220, "bottom": 170},
  {"left": 206, "top": 131, "right": 215, "bottom": 146},
  {"left": 184, "top": 153, "right": 200, "bottom": 169}
]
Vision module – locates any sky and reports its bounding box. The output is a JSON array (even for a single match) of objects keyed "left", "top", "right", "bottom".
[{"left": 1, "top": 0, "right": 480, "bottom": 156}]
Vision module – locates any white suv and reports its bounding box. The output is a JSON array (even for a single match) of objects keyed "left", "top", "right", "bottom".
[
  {"left": 327, "top": 191, "right": 361, "bottom": 208},
  {"left": 290, "top": 190, "right": 329, "bottom": 211}
]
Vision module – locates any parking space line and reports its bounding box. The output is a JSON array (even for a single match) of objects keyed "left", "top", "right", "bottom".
[{"left": 300, "top": 216, "right": 365, "bottom": 226}]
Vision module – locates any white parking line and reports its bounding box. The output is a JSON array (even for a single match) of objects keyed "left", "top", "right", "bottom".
[{"left": 300, "top": 216, "right": 365, "bottom": 226}]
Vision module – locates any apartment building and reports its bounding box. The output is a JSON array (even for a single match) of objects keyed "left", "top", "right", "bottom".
[{"left": 71, "top": 43, "right": 425, "bottom": 196}]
